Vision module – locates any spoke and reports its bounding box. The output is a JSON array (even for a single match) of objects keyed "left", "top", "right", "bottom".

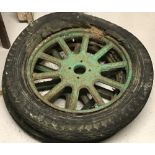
[
  {"left": 35, "top": 80, "right": 58, "bottom": 92},
  {"left": 33, "top": 71, "right": 59, "bottom": 80},
  {"left": 95, "top": 85, "right": 114, "bottom": 100},
  {"left": 44, "top": 81, "right": 66, "bottom": 100},
  {"left": 39, "top": 53, "right": 61, "bottom": 65},
  {"left": 94, "top": 43, "right": 113, "bottom": 60},
  {"left": 87, "top": 85, "right": 104, "bottom": 105},
  {"left": 80, "top": 95, "right": 95, "bottom": 110},
  {"left": 52, "top": 49, "right": 62, "bottom": 59},
  {"left": 65, "top": 87, "right": 79, "bottom": 110},
  {"left": 57, "top": 37, "right": 72, "bottom": 55},
  {"left": 80, "top": 35, "right": 89, "bottom": 54},
  {"left": 74, "top": 43, "right": 81, "bottom": 53},
  {"left": 101, "top": 61, "right": 127, "bottom": 72},
  {"left": 80, "top": 95, "right": 90, "bottom": 105},
  {"left": 35, "top": 65, "right": 52, "bottom": 72},
  {"left": 97, "top": 76, "right": 124, "bottom": 90}
]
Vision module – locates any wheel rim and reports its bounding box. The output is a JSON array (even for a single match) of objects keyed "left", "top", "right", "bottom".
[{"left": 26, "top": 28, "right": 132, "bottom": 113}]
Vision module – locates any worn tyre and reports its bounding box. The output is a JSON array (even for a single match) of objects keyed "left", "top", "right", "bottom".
[{"left": 2, "top": 13, "right": 153, "bottom": 142}]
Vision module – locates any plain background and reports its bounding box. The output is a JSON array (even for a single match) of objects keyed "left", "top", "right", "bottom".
[{"left": 0, "top": 12, "right": 155, "bottom": 142}]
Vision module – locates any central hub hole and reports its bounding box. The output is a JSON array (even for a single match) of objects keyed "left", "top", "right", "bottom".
[{"left": 74, "top": 65, "right": 86, "bottom": 74}]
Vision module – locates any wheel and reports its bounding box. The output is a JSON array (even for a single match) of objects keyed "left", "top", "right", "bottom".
[{"left": 2, "top": 13, "right": 153, "bottom": 142}]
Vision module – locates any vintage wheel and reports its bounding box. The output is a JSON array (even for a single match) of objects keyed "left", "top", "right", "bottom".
[{"left": 2, "top": 13, "right": 153, "bottom": 142}]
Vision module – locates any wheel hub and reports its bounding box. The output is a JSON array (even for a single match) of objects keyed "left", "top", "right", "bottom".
[{"left": 59, "top": 52, "right": 101, "bottom": 87}]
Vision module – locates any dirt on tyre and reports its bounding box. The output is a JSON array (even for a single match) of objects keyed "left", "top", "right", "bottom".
[{"left": 2, "top": 13, "right": 153, "bottom": 142}]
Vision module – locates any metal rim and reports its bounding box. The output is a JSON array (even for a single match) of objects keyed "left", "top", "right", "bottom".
[{"left": 26, "top": 28, "right": 132, "bottom": 113}]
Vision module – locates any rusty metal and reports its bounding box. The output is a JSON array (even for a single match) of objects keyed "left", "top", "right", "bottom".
[{"left": 26, "top": 28, "right": 132, "bottom": 113}]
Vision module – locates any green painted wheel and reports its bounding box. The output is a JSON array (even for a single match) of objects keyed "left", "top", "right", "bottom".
[
  {"left": 3, "top": 13, "right": 153, "bottom": 142},
  {"left": 26, "top": 28, "right": 132, "bottom": 113}
]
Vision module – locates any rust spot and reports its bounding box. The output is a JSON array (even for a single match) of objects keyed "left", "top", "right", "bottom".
[{"left": 88, "top": 26, "right": 104, "bottom": 39}]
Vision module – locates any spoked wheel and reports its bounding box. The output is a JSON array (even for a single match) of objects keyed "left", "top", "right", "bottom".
[
  {"left": 2, "top": 13, "right": 153, "bottom": 142},
  {"left": 27, "top": 28, "right": 131, "bottom": 113}
]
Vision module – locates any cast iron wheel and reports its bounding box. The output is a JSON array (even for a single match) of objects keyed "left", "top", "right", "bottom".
[{"left": 2, "top": 13, "right": 153, "bottom": 142}]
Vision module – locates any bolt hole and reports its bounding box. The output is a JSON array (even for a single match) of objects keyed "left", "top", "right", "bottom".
[
  {"left": 89, "top": 69, "right": 91, "bottom": 72},
  {"left": 80, "top": 60, "right": 83, "bottom": 63},
  {"left": 77, "top": 77, "right": 80, "bottom": 79},
  {"left": 68, "top": 67, "right": 71, "bottom": 69}
]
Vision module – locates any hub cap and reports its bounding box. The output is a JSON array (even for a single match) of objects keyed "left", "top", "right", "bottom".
[{"left": 26, "top": 28, "right": 132, "bottom": 113}]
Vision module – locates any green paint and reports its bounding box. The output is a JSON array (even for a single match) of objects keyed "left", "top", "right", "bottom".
[{"left": 26, "top": 28, "right": 132, "bottom": 113}]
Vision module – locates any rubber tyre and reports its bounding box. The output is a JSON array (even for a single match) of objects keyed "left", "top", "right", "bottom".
[{"left": 2, "top": 13, "right": 153, "bottom": 142}]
